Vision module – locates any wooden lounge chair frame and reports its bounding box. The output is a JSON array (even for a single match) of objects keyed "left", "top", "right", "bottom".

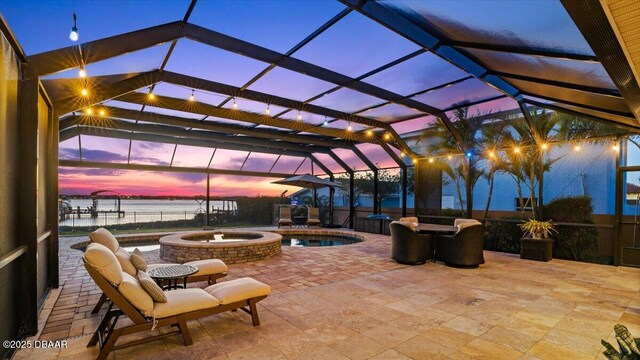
[
  {"left": 306, "top": 207, "right": 321, "bottom": 228},
  {"left": 278, "top": 206, "right": 292, "bottom": 228},
  {"left": 90, "top": 271, "right": 227, "bottom": 314},
  {"left": 84, "top": 259, "right": 266, "bottom": 360}
]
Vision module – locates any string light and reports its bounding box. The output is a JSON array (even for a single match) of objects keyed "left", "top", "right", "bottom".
[
  {"left": 148, "top": 92, "right": 155, "bottom": 100},
  {"left": 78, "top": 66, "right": 87, "bottom": 78},
  {"left": 347, "top": 122, "right": 353, "bottom": 132},
  {"left": 488, "top": 151, "right": 496, "bottom": 158},
  {"left": 323, "top": 117, "right": 328, "bottom": 126},
  {"left": 428, "top": 157, "right": 434, "bottom": 163},
  {"left": 400, "top": 152, "right": 405, "bottom": 158},
  {"left": 412, "top": 158, "right": 418, "bottom": 164},
  {"left": 232, "top": 98, "right": 238, "bottom": 109},
  {"left": 574, "top": 144, "right": 581, "bottom": 152},
  {"left": 513, "top": 146, "right": 521, "bottom": 154},
  {"left": 465, "top": 151, "right": 473, "bottom": 158},
  {"left": 265, "top": 105, "right": 271, "bottom": 115},
  {"left": 98, "top": 109, "right": 106, "bottom": 116},
  {"left": 84, "top": 108, "right": 93, "bottom": 115},
  {"left": 612, "top": 144, "right": 620, "bottom": 152},
  {"left": 447, "top": 155, "right": 452, "bottom": 160},
  {"left": 366, "top": 129, "right": 373, "bottom": 137},
  {"left": 384, "top": 133, "right": 391, "bottom": 141},
  {"left": 80, "top": 88, "right": 88, "bottom": 96},
  {"left": 297, "top": 111, "right": 302, "bottom": 121},
  {"left": 69, "top": 12, "right": 78, "bottom": 41},
  {"left": 540, "top": 143, "right": 548, "bottom": 150},
  {"left": 188, "top": 89, "right": 195, "bottom": 102}
]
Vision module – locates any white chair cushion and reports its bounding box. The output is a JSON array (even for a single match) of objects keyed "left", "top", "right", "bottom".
[
  {"left": 454, "top": 218, "right": 480, "bottom": 227},
  {"left": 84, "top": 243, "right": 123, "bottom": 285},
  {"left": 399, "top": 217, "right": 418, "bottom": 224},
  {"left": 115, "top": 248, "right": 137, "bottom": 277},
  {"left": 89, "top": 228, "right": 119, "bottom": 253},
  {"left": 184, "top": 259, "right": 228, "bottom": 275},
  {"left": 153, "top": 289, "right": 219, "bottom": 319},
  {"left": 457, "top": 222, "right": 480, "bottom": 233},
  {"left": 118, "top": 272, "right": 154, "bottom": 317},
  {"left": 205, "top": 277, "right": 271, "bottom": 305}
]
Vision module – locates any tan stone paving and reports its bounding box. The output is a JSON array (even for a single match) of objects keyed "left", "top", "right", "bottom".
[{"left": 13, "top": 229, "right": 640, "bottom": 359}]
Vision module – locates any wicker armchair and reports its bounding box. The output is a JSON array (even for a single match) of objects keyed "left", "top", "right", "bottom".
[
  {"left": 435, "top": 223, "right": 485, "bottom": 267},
  {"left": 390, "top": 221, "right": 434, "bottom": 265}
]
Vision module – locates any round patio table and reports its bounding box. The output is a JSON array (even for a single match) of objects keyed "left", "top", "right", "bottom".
[{"left": 148, "top": 264, "right": 198, "bottom": 290}]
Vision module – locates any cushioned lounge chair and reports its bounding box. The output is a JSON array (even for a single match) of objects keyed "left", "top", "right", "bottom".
[
  {"left": 398, "top": 217, "right": 418, "bottom": 224},
  {"left": 278, "top": 206, "right": 292, "bottom": 228},
  {"left": 390, "top": 221, "right": 434, "bottom": 265},
  {"left": 307, "top": 207, "right": 321, "bottom": 228},
  {"left": 90, "top": 228, "right": 228, "bottom": 313},
  {"left": 435, "top": 223, "right": 485, "bottom": 267},
  {"left": 84, "top": 243, "right": 270, "bottom": 360}
]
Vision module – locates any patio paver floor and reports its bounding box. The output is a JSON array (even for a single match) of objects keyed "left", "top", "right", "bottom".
[{"left": 14, "top": 229, "right": 640, "bottom": 359}]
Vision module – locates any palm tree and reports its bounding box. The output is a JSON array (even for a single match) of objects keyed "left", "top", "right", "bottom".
[
  {"left": 478, "top": 121, "right": 509, "bottom": 219},
  {"left": 420, "top": 104, "right": 487, "bottom": 216}
]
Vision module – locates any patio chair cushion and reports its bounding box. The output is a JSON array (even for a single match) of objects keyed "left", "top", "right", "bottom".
[
  {"left": 137, "top": 271, "right": 167, "bottom": 303},
  {"left": 391, "top": 220, "right": 416, "bottom": 232},
  {"left": 184, "top": 259, "right": 228, "bottom": 276},
  {"left": 85, "top": 243, "right": 123, "bottom": 285},
  {"left": 399, "top": 217, "right": 418, "bottom": 224},
  {"left": 115, "top": 248, "right": 137, "bottom": 277},
  {"left": 205, "top": 277, "right": 271, "bottom": 305},
  {"left": 89, "top": 228, "right": 119, "bottom": 253},
  {"left": 119, "top": 272, "right": 154, "bottom": 316},
  {"left": 454, "top": 219, "right": 481, "bottom": 227},
  {"left": 153, "top": 289, "right": 220, "bottom": 319},
  {"left": 130, "top": 248, "right": 148, "bottom": 271},
  {"left": 457, "top": 222, "right": 480, "bottom": 233}
]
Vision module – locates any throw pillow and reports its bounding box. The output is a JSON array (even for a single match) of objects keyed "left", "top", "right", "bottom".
[
  {"left": 130, "top": 248, "right": 148, "bottom": 271},
  {"left": 137, "top": 270, "right": 167, "bottom": 303}
]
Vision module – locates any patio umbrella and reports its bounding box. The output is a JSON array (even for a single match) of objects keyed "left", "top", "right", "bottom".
[
  {"left": 272, "top": 174, "right": 343, "bottom": 190},
  {"left": 272, "top": 174, "right": 343, "bottom": 220}
]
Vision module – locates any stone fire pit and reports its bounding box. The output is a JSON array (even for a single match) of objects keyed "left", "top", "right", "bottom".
[{"left": 159, "top": 230, "right": 282, "bottom": 264}]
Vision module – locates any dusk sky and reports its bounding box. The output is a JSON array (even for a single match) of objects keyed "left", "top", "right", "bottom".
[{"left": 1, "top": 0, "right": 594, "bottom": 196}]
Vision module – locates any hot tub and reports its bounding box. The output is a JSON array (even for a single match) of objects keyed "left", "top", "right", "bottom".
[{"left": 159, "top": 230, "right": 282, "bottom": 264}]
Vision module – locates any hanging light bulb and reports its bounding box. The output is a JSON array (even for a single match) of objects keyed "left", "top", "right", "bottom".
[
  {"left": 540, "top": 143, "right": 548, "bottom": 150},
  {"left": 323, "top": 117, "right": 328, "bottom": 126},
  {"left": 347, "top": 122, "right": 353, "bottom": 132},
  {"left": 265, "top": 105, "right": 271, "bottom": 115},
  {"left": 488, "top": 151, "right": 496, "bottom": 158},
  {"left": 148, "top": 92, "right": 155, "bottom": 100},
  {"left": 612, "top": 144, "right": 620, "bottom": 152},
  {"left": 384, "top": 133, "right": 391, "bottom": 141},
  {"left": 85, "top": 108, "right": 93, "bottom": 115},
  {"left": 297, "top": 111, "right": 302, "bottom": 121},
  {"left": 400, "top": 151, "right": 405, "bottom": 158},
  {"left": 574, "top": 144, "right": 581, "bottom": 152},
  {"left": 99, "top": 109, "right": 106, "bottom": 116},
  {"left": 366, "top": 129, "right": 373, "bottom": 137},
  {"left": 232, "top": 98, "right": 238, "bottom": 109},
  {"left": 428, "top": 157, "right": 434, "bottom": 163},
  {"left": 188, "top": 89, "right": 195, "bottom": 102},
  {"left": 447, "top": 155, "right": 452, "bottom": 160},
  {"left": 513, "top": 146, "right": 521, "bottom": 154},
  {"left": 412, "top": 158, "right": 418, "bottom": 164},
  {"left": 78, "top": 66, "right": 87, "bottom": 78},
  {"left": 80, "top": 88, "right": 88, "bottom": 97},
  {"left": 69, "top": 12, "right": 79, "bottom": 41}
]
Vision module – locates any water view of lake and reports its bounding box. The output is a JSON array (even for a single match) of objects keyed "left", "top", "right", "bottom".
[{"left": 59, "top": 199, "right": 236, "bottom": 227}]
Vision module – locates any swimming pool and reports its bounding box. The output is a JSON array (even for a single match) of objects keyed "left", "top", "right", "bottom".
[{"left": 280, "top": 234, "right": 362, "bottom": 247}]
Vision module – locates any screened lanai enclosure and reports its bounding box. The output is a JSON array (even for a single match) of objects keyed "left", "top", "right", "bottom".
[{"left": 2, "top": 0, "right": 640, "bottom": 356}]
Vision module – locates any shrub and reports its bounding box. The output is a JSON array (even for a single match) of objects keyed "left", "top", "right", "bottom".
[
  {"left": 542, "top": 196, "right": 598, "bottom": 261},
  {"left": 484, "top": 217, "right": 526, "bottom": 254}
]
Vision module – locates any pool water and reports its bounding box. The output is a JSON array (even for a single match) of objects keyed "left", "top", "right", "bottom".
[{"left": 280, "top": 234, "right": 362, "bottom": 247}]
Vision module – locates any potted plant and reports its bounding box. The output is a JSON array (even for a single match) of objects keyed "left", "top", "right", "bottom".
[{"left": 518, "top": 219, "right": 557, "bottom": 261}]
